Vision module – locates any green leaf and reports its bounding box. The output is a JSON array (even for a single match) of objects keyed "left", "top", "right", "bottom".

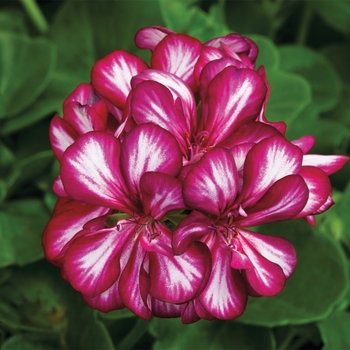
[
  {"left": 1, "top": 98, "right": 59, "bottom": 135},
  {"left": 248, "top": 34, "right": 280, "bottom": 72},
  {"left": 48, "top": 0, "right": 164, "bottom": 108},
  {"left": 160, "top": 0, "right": 230, "bottom": 42},
  {"left": 318, "top": 311, "right": 350, "bottom": 350},
  {"left": 0, "top": 9, "right": 28, "bottom": 34},
  {"left": 81, "top": 319, "right": 115, "bottom": 350},
  {"left": 265, "top": 70, "right": 311, "bottom": 123},
  {"left": 334, "top": 181, "right": 350, "bottom": 246},
  {"left": 150, "top": 318, "right": 275, "bottom": 350},
  {"left": 237, "top": 221, "right": 349, "bottom": 327},
  {"left": 98, "top": 308, "right": 136, "bottom": 321},
  {"left": 279, "top": 46, "right": 342, "bottom": 112},
  {"left": 322, "top": 43, "right": 350, "bottom": 85},
  {"left": 0, "top": 199, "right": 50, "bottom": 267},
  {"left": 311, "top": 0, "right": 350, "bottom": 34},
  {"left": 0, "top": 32, "right": 56, "bottom": 119},
  {"left": 1, "top": 335, "right": 50, "bottom": 350},
  {"left": 223, "top": 0, "right": 271, "bottom": 36}
]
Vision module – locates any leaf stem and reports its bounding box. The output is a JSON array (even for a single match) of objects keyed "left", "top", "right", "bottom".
[
  {"left": 115, "top": 318, "right": 150, "bottom": 350},
  {"left": 19, "top": 0, "right": 49, "bottom": 34},
  {"left": 296, "top": 2, "right": 313, "bottom": 46},
  {"left": 277, "top": 327, "right": 297, "bottom": 350}
]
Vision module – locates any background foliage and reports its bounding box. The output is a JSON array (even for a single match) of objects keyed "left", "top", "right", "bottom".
[{"left": 0, "top": 0, "right": 349, "bottom": 349}]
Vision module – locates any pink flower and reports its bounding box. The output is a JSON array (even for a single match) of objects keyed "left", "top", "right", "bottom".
[
  {"left": 129, "top": 62, "right": 268, "bottom": 171},
  {"left": 43, "top": 123, "right": 211, "bottom": 318},
  {"left": 173, "top": 137, "right": 312, "bottom": 320}
]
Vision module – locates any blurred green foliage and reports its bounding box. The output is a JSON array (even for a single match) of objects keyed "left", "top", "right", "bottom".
[{"left": 0, "top": 0, "right": 349, "bottom": 349}]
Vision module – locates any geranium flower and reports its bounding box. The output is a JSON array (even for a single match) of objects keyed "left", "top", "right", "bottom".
[
  {"left": 43, "top": 123, "right": 211, "bottom": 319},
  {"left": 129, "top": 61, "right": 268, "bottom": 172},
  {"left": 173, "top": 137, "right": 312, "bottom": 320}
]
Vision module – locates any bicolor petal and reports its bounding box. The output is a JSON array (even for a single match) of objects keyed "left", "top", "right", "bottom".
[
  {"left": 135, "top": 26, "right": 175, "bottom": 51},
  {"left": 140, "top": 172, "right": 185, "bottom": 220},
  {"left": 302, "top": 154, "right": 349, "bottom": 175},
  {"left": 151, "top": 34, "right": 203, "bottom": 91},
  {"left": 200, "top": 66, "right": 267, "bottom": 146},
  {"left": 130, "top": 80, "right": 191, "bottom": 156},
  {"left": 60, "top": 132, "right": 136, "bottom": 212},
  {"left": 294, "top": 166, "right": 331, "bottom": 218},
  {"left": 238, "top": 136, "right": 303, "bottom": 207},
  {"left": 120, "top": 123, "right": 183, "bottom": 196},
  {"left": 198, "top": 239, "right": 247, "bottom": 320},
  {"left": 183, "top": 148, "right": 238, "bottom": 217},
  {"left": 238, "top": 175, "right": 309, "bottom": 227},
  {"left": 63, "top": 226, "right": 128, "bottom": 297},
  {"left": 42, "top": 197, "right": 109, "bottom": 264},
  {"left": 91, "top": 50, "right": 148, "bottom": 109},
  {"left": 49, "top": 115, "right": 79, "bottom": 161}
]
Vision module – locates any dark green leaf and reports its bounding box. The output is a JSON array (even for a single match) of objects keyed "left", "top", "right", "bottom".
[
  {"left": 1, "top": 335, "right": 49, "bottom": 350},
  {"left": 0, "top": 199, "right": 50, "bottom": 267},
  {"left": 265, "top": 70, "right": 311, "bottom": 123},
  {"left": 237, "top": 221, "right": 349, "bottom": 326},
  {"left": 81, "top": 319, "right": 115, "bottom": 350},
  {"left": 98, "top": 308, "right": 136, "bottom": 321},
  {"left": 311, "top": 0, "right": 350, "bottom": 34},
  {"left": 249, "top": 34, "right": 280, "bottom": 72},
  {"left": 0, "top": 9, "right": 28, "bottom": 34},
  {"left": 0, "top": 32, "right": 56, "bottom": 119},
  {"left": 1, "top": 98, "right": 59, "bottom": 135},
  {"left": 150, "top": 318, "right": 275, "bottom": 350},
  {"left": 318, "top": 311, "right": 350, "bottom": 350},
  {"left": 279, "top": 46, "right": 342, "bottom": 112},
  {"left": 48, "top": 0, "right": 164, "bottom": 108},
  {"left": 160, "top": 0, "right": 230, "bottom": 42},
  {"left": 322, "top": 44, "right": 350, "bottom": 85}
]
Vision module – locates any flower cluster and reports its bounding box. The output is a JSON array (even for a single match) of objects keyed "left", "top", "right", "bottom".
[{"left": 43, "top": 26, "right": 348, "bottom": 323}]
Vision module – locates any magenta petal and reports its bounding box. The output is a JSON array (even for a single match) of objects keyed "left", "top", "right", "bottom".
[
  {"left": 63, "top": 226, "right": 126, "bottom": 297},
  {"left": 183, "top": 148, "right": 238, "bottom": 217},
  {"left": 91, "top": 50, "right": 148, "bottom": 109},
  {"left": 63, "top": 101, "right": 108, "bottom": 135},
  {"left": 181, "top": 301, "right": 201, "bottom": 324},
  {"left": 119, "top": 237, "right": 152, "bottom": 320},
  {"left": 302, "top": 154, "right": 349, "bottom": 175},
  {"left": 221, "top": 121, "right": 282, "bottom": 149},
  {"left": 140, "top": 172, "right": 185, "bottom": 220},
  {"left": 239, "top": 229, "right": 297, "bottom": 278},
  {"left": 194, "top": 47, "right": 225, "bottom": 86},
  {"left": 173, "top": 211, "right": 214, "bottom": 255},
  {"left": 131, "top": 69, "right": 197, "bottom": 131},
  {"left": 135, "top": 26, "right": 175, "bottom": 51},
  {"left": 42, "top": 197, "right": 109, "bottom": 264},
  {"left": 82, "top": 280, "right": 125, "bottom": 312},
  {"left": 49, "top": 115, "right": 79, "bottom": 161},
  {"left": 239, "top": 233, "right": 288, "bottom": 297},
  {"left": 294, "top": 166, "right": 331, "bottom": 218},
  {"left": 230, "top": 250, "right": 253, "bottom": 269},
  {"left": 238, "top": 175, "right": 309, "bottom": 227},
  {"left": 149, "top": 237, "right": 211, "bottom": 304},
  {"left": 151, "top": 34, "right": 203, "bottom": 91},
  {"left": 201, "top": 66, "right": 267, "bottom": 146},
  {"left": 60, "top": 132, "right": 136, "bottom": 212},
  {"left": 130, "top": 80, "right": 191, "bottom": 155},
  {"left": 239, "top": 136, "right": 303, "bottom": 207},
  {"left": 198, "top": 240, "right": 247, "bottom": 320},
  {"left": 292, "top": 135, "right": 315, "bottom": 154},
  {"left": 52, "top": 175, "right": 67, "bottom": 197},
  {"left": 151, "top": 298, "right": 181, "bottom": 318},
  {"left": 120, "top": 123, "right": 183, "bottom": 196},
  {"left": 205, "top": 34, "right": 258, "bottom": 63},
  {"left": 63, "top": 83, "right": 95, "bottom": 106}
]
